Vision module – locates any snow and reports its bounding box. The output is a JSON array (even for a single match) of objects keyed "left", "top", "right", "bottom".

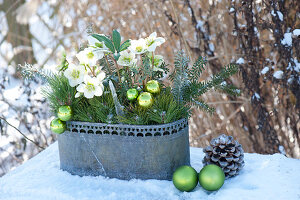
[
  {"left": 281, "top": 33, "right": 292, "bottom": 46},
  {"left": 276, "top": 11, "right": 283, "bottom": 21},
  {"left": 273, "top": 71, "right": 284, "bottom": 79},
  {"left": 252, "top": 92, "right": 260, "bottom": 100},
  {"left": 294, "top": 58, "right": 300, "bottom": 72},
  {"left": 209, "top": 43, "right": 215, "bottom": 52},
  {"left": 293, "top": 29, "right": 300, "bottom": 36},
  {"left": 271, "top": 10, "right": 283, "bottom": 21},
  {"left": 1, "top": 142, "right": 300, "bottom": 200},
  {"left": 261, "top": 67, "right": 269, "bottom": 74},
  {"left": 236, "top": 58, "right": 244, "bottom": 64},
  {"left": 196, "top": 20, "right": 205, "bottom": 32}
]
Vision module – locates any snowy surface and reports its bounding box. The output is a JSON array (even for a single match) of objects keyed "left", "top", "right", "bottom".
[
  {"left": 281, "top": 33, "right": 292, "bottom": 46},
  {"left": 273, "top": 70, "right": 284, "bottom": 79},
  {"left": 261, "top": 67, "right": 269, "bottom": 75},
  {"left": 1, "top": 143, "right": 300, "bottom": 200},
  {"left": 293, "top": 29, "right": 300, "bottom": 36},
  {"left": 236, "top": 58, "right": 244, "bottom": 64}
]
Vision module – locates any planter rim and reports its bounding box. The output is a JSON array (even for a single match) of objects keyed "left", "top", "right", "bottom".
[{"left": 67, "top": 118, "right": 188, "bottom": 128}]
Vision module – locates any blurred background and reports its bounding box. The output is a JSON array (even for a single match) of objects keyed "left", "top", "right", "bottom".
[{"left": 0, "top": 0, "right": 299, "bottom": 176}]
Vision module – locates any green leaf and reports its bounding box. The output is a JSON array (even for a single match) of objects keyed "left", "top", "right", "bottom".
[
  {"left": 120, "top": 40, "right": 131, "bottom": 51},
  {"left": 112, "top": 30, "right": 121, "bottom": 52},
  {"left": 92, "top": 34, "right": 115, "bottom": 53}
]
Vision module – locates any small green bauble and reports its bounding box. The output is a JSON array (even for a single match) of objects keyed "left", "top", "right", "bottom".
[
  {"left": 127, "top": 88, "right": 139, "bottom": 101},
  {"left": 145, "top": 80, "right": 160, "bottom": 94},
  {"left": 199, "top": 164, "right": 225, "bottom": 191},
  {"left": 57, "top": 105, "right": 72, "bottom": 121},
  {"left": 137, "top": 92, "right": 154, "bottom": 108},
  {"left": 50, "top": 118, "right": 66, "bottom": 134},
  {"left": 172, "top": 165, "right": 198, "bottom": 192}
]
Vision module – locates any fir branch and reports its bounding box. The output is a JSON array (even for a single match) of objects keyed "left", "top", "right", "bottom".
[
  {"left": 188, "top": 56, "right": 207, "bottom": 82},
  {"left": 215, "top": 83, "right": 241, "bottom": 96},
  {"left": 191, "top": 98, "right": 215, "bottom": 114},
  {"left": 18, "top": 63, "right": 51, "bottom": 83},
  {"left": 170, "top": 51, "right": 190, "bottom": 104}
]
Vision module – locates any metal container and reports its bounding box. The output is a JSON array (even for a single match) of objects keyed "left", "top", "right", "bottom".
[{"left": 57, "top": 118, "right": 190, "bottom": 180}]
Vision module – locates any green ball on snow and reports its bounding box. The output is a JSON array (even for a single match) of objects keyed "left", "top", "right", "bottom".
[
  {"left": 172, "top": 165, "right": 198, "bottom": 192},
  {"left": 198, "top": 164, "right": 225, "bottom": 191}
]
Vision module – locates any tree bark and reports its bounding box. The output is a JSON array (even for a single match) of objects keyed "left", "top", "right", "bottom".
[{"left": 0, "top": 0, "right": 36, "bottom": 77}]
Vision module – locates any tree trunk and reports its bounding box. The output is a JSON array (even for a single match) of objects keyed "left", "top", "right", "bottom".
[{"left": 0, "top": 0, "right": 36, "bottom": 77}]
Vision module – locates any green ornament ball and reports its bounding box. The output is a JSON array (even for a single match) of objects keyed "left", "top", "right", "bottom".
[
  {"left": 127, "top": 88, "right": 139, "bottom": 101},
  {"left": 172, "top": 165, "right": 198, "bottom": 192},
  {"left": 50, "top": 118, "right": 66, "bottom": 134},
  {"left": 137, "top": 92, "right": 154, "bottom": 108},
  {"left": 57, "top": 105, "right": 72, "bottom": 121},
  {"left": 145, "top": 80, "right": 160, "bottom": 94},
  {"left": 199, "top": 164, "right": 225, "bottom": 191}
]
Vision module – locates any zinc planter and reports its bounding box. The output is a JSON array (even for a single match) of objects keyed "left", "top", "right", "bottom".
[{"left": 57, "top": 118, "right": 190, "bottom": 180}]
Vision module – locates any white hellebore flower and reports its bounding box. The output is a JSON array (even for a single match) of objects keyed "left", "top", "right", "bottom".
[
  {"left": 117, "top": 51, "right": 137, "bottom": 66},
  {"left": 145, "top": 32, "right": 166, "bottom": 52},
  {"left": 151, "top": 55, "right": 164, "bottom": 72},
  {"left": 76, "top": 47, "right": 104, "bottom": 67},
  {"left": 76, "top": 73, "right": 105, "bottom": 99},
  {"left": 64, "top": 63, "right": 86, "bottom": 87},
  {"left": 87, "top": 35, "right": 110, "bottom": 52},
  {"left": 128, "top": 38, "right": 147, "bottom": 54}
]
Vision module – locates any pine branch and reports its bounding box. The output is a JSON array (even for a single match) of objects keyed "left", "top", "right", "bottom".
[{"left": 41, "top": 73, "right": 77, "bottom": 114}]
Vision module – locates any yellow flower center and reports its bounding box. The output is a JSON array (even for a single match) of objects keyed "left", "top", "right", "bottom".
[
  {"left": 87, "top": 52, "right": 94, "bottom": 59},
  {"left": 136, "top": 46, "right": 143, "bottom": 52},
  {"left": 71, "top": 70, "right": 80, "bottom": 79},
  {"left": 86, "top": 82, "right": 95, "bottom": 91},
  {"left": 123, "top": 57, "right": 131, "bottom": 64}
]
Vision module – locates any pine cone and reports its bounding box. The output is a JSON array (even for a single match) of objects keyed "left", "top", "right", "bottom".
[{"left": 202, "top": 134, "right": 245, "bottom": 178}]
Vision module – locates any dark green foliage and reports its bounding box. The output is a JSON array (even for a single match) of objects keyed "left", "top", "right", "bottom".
[
  {"left": 170, "top": 51, "right": 239, "bottom": 114},
  {"left": 41, "top": 73, "right": 78, "bottom": 114},
  {"left": 72, "top": 98, "right": 93, "bottom": 122},
  {"left": 112, "top": 30, "right": 121, "bottom": 52},
  {"left": 188, "top": 56, "right": 206, "bottom": 82},
  {"left": 152, "top": 62, "right": 169, "bottom": 80},
  {"left": 169, "top": 51, "right": 190, "bottom": 103},
  {"left": 120, "top": 39, "right": 131, "bottom": 51},
  {"left": 119, "top": 88, "right": 189, "bottom": 125},
  {"left": 148, "top": 88, "right": 189, "bottom": 124},
  {"left": 118, "top": 105, "right": 149, "bottom": 125},
  {"left": 92, "top": 34, "right": 115, "bottom": 53},
  {"left": 215, "top": 82, "right": 241, "bottom": 96},
  {"left": 72, "top": 91, "right": 117, "bottom": 123},
  {"left": 92, "top": 30, "right": 130, "bottom": 53}
]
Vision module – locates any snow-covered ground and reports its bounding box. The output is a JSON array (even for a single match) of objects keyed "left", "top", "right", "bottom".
[{"left": 0, "top": 143, "right": 299, "bottom": 200}]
